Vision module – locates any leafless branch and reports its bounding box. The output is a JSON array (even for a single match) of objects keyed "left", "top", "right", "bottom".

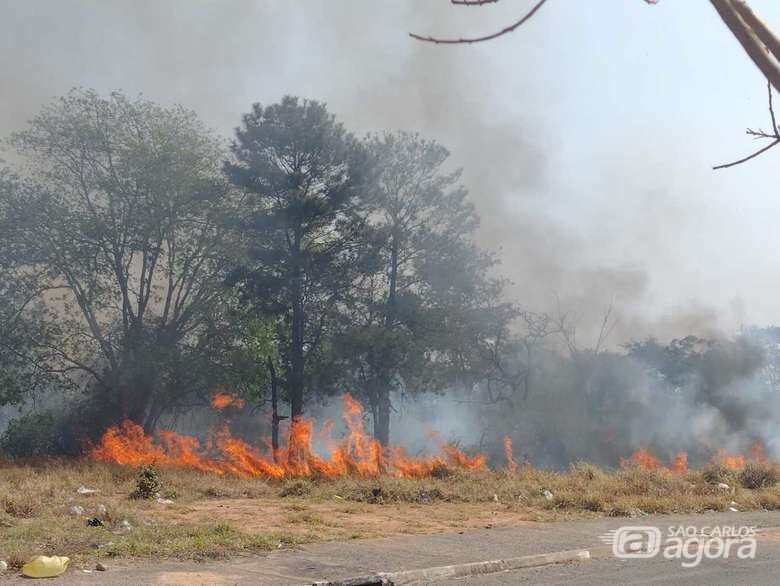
[
  {"left": 410, "top": 0, "right": 548, "bottom": 45},
  {"left": 594, "top": 301, "right": 618, "bottom": 354},
  {"left": 451, "top": 0, "right": 499, "bottom": 5},
  {"left": 714, "top": 81, "right": 780, "bottom": 169}
]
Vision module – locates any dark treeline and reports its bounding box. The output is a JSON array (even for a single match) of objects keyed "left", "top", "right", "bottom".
[{"left": 0, "top": 89, "right": 776, "bottom": 464}]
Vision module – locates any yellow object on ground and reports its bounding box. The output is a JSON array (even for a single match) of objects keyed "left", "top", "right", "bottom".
[{"left": 21, "top": 555, "right": 70, "bottom": 578}]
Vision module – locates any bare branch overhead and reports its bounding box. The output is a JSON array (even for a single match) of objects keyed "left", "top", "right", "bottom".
[
  {"left": 714, "top": 81, "right": 780, "bottom": 169},
  {"left": 409, "top": 0, "right": 548, "bottom": 44}
]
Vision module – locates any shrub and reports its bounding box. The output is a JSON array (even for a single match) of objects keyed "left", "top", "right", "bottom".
[
  {"left": 0, "top": 412, "right": 63, "bottom": 458},
  {"left": 131, "top": 464, "right": 162, "bottom": 499},
  {"left": 702, "top": 463, "right": 738, "bottom": 486},
  {"left": 739, "top": 461, "right": 778, "bottom": 489},
  {"left": 278, "top": 479, "right": 313, "bottom": 497},
  {"left": 569, "top": 462, "right": 605, "bottom": 482}
]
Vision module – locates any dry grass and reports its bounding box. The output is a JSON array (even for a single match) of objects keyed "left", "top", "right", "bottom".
[{"left": 1, "top": 458, "right": 780, "bottom": 569}]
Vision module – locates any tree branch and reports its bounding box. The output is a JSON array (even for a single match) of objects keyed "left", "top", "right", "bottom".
[
  {"left": 451, "top": 0, "right": 500, "bottom": 5},
  {"left": 714, "top": 81, "right": 780, "bottom": 169},
  {"left": 710, "top": 0, "right": 780, "bottom": 94},
  {"left": 410, "top": 0, "right": 548, "bottom": 44}
]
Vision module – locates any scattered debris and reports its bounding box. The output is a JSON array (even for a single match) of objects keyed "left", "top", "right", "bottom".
[
  {"left": 729, "top": 506, "right": 739, "bottom": 512},
  {"left": 155, "top": 497, "right": 174, "bottom": 505},
  {"left": 21, "top": 555, "right": 70, "bottom": 578},
  {"left": 0, "top": 560, "right": 7, "bottom": 571},
  {"left": 493, "top": 493, "right": 499, "bottom": 502},
  {"left": 96, "top": 504, "right": 108, "bottom": 515},
  {"left": 628, "top": 508, "right": 648, "bottom": 518},
  {"left": 717, "top": 483, "right": 730, "bottom": 491},
  {"left": 419, "top": 491, "right": 431, "bottom": 504},
  {"left": 77, "top": 486, "right": 99, "bottom": 495},
  {"left": 68, "top": 505, "right": 85, "bottom": 516},
  {"left": 542, "top": 490, "right": 554, "bottom": 501},
  {"left": 119, "top": 520, "right": 132, "bottom": 531},
  {"left": 95, "top": 562, "right": 107, "bottom": 572},
  {"left": 86, "top": 517, "right": 104, "bottom": 527}
]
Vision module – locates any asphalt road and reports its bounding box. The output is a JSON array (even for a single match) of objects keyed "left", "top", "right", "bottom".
[{"left": 448, "top": 537, "right": 780, "bottom": 585}]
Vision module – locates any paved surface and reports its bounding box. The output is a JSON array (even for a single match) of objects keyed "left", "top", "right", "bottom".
[
  {"left": 448, "top": 538, "right": 780, "bottom": 585},
  {"left": 1, "top": 511, "right": 779, "bottom": 584}
]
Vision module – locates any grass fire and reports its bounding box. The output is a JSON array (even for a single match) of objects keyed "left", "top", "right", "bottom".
[
  {"left": 4, "top": 1, "right": 780, "bottom": 582},
  {"left": 90, "top": 393, "right": 485, "bottom": 479}
]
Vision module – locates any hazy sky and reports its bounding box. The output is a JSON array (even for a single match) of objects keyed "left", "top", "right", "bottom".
[{"left": 2, "top": 0, "right": 779, "bottom": 344}]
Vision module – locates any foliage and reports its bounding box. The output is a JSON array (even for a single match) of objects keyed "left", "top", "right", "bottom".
[
  {"left": 0, "top": 412, "right": 65, "bottom": 458},
  {"left": 131, "top": 464, "right": 162, "bottom": 499},
  {"left": 739, "top": 460, "right": 778, "bottom": 489},
  {"left": 0, "top": 89, "right": 249, "bottom": 433},
  {"left": 330, "top": 132, "right": 506, "bottom": 443},
  {"left": 224, "top": 96, "right": 368, "bottom": 418}
]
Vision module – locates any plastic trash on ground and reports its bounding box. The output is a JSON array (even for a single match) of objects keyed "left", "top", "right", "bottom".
[{"left": 21, "top": 555, "right": 70, "bottom": 578}]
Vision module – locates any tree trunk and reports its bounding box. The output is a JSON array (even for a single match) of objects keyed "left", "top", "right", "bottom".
[
  {"left": 288, "top": 230, "right": 306, "bottom": 421},
  {"left": 268, "top": 355, "right": 287, "bottom": 461},
  {"left": 374, "top": 388, "right": 391, "bottom": 446},
  {"left": 371, "top": 230, "right": 400, "bottom": 446},
  {"left": 289, "top": 292, "right": 305, "bottom": 420}
]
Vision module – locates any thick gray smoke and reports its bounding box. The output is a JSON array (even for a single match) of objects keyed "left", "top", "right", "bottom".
[
  {"left": 3, "top": 1, "right": 780, "bottom": 465},
  {"left": 386, "top": 330, "right": 780, "bottom": 468}
]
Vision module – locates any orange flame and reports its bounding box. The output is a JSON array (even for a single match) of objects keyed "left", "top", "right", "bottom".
[
  {"left": 670, "top": 451, "right": 688, "bottom": 474},
  {"left": 621, "top": 448, "right": 664, "bottom": 470},
  {"left": 90, "top": 393, "right": 485, "bottom": 479},
  {"left": 211, "top": 392, "right": 245, "bottom": 410},
  {"left": 715, "top": 449, "right": 746, "bottom": 470},
  {"left": 749, "top": 441, "right": 767, "bottom": 462},
  {"left": 503, "top": 435, "right": 517, "bottom": 472}
]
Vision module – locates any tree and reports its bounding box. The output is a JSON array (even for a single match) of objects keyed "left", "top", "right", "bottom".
[
  {"left": 0, "top": 170, "right": 55, "bottom": 405},
  {"left": 0, "top": 89, "right": 241, "bottom": 434},
  {"left": 224, "top": 96, "right": 368, "bottom": 421},
  {"left": 333, "top": 132, "right": 504, "bottom": 445}
]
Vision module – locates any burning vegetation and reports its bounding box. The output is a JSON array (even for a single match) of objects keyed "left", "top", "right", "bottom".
[
  {"left": 91, "top": 393, "right": 485, "bottom": 479},
  {"left": 90, "top": 390, "right": 775, "bottom": 482}
]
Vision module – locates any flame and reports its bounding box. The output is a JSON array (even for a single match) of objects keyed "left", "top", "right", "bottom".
[
  {"left": 621, "top": 444, "right": 772, "bottom": 473},
  {"left": 619, "top": 449, "right": 687, "bottom": 473},
  {"left": 670, "top": 451, "right": 688, "bottom": 474},
  {"left": 715, "top": 449, "right": 746, "bottom": 470},
  {"left": 620, "top": 448, "right": 664, "bottom": 470},
  {"left": 211, "top": 392, "right": 245, "bottom": 410},
  {"left": 749, "top": 441, "right": 767, "bottom": 462},
  {"left": 90, "top": 393, "right": 486, "bottom": 479},
  {"left": 503, "top": 435, "right": 517, "bottom": 472}
]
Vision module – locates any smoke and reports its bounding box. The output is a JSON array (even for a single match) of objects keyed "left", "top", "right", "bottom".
[
  {"left": 1, "top": 0, "right": 758, "bottom": 345},
  {"left": 3, "top": 1, "right": 780, "bottom": 464}
]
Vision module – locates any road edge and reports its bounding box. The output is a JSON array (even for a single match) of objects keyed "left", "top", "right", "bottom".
[{"left": 312, "top": 548, "right": 592, "bottom": 585}]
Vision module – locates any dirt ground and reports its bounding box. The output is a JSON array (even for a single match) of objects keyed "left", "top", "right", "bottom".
[{"left": 163, "top": 497, "right": 540, "bottom": 540}]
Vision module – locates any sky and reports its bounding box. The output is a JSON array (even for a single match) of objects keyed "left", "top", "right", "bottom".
[{"left": 1, "top": 0, "right": 779, "bottom": 345}]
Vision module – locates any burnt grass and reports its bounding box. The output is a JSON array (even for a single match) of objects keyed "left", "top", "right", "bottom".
[{"left": 1, "top": 458, "right": 780, "bottom": 569}]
